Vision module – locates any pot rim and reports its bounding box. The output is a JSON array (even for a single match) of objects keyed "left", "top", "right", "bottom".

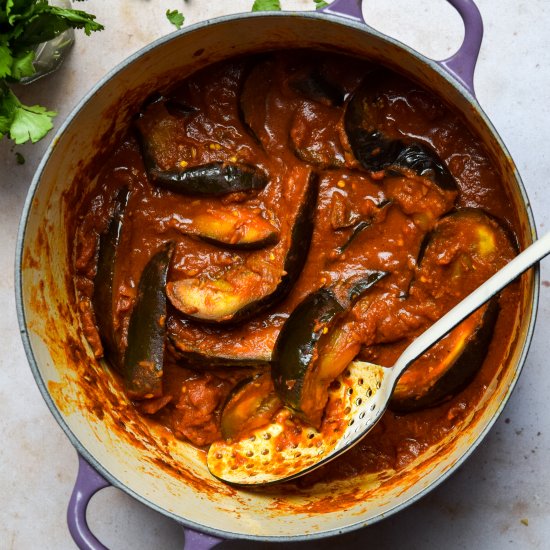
[{"left": 15, "top": 9, "right": 540, "bottom": 543}]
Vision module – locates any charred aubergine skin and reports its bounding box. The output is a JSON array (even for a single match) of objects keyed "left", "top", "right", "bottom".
[
  {"left": 344, "top": 70, "right": 458, "bottom": 191},
  {"left": 92, "top": 187, "right": 129, "bottom": 369},
  {"left": 272, "top": 272, "right": 386, "bottom": 428},
  {"left": 289, "top": 70, "right": 344, "bottom": 107},
  {"left": 123, "top": 242, "right": 174, "bottom": 399},
  {"left": 144, "top": 161, "right": 269, "bottom": 197}
]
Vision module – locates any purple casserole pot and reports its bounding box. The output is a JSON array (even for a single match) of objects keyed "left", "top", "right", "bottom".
[{"left": 16, "top": 0, "right": 538, "bottom": 548}]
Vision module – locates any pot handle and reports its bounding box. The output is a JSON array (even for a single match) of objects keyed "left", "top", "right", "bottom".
[
  {"left": 68, "top": 454, "right": 222, "bottom": 549},
  {"left": 320, "top": 0, "right": 483, "bottom": 96},
  {"left": 438, "top": 0, "right": 483, "bottom": 95},
  {"left": 67, "top": 454, "right": 110, "bottom": 550},
  {"left": 319, "top": 0, "right": 364, "bottom": 22}
]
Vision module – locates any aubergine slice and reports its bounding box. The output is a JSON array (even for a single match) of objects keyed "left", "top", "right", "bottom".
[
  {"left": 288, "top": 70, "right": 344, "bottom": 106},
  {"left": 387, "top": 143, "right": 457, "bottom": 192},
  {"left": 123, "top": 243, "right": 174, "bottom": 400},
  {"left": 391, "top": 299, "right": 499, "bottom": 412},
  {"left": 290, "top": 102, "right": 346, "bottom": 169},
  {"left": 343, "top": 71, "right": 458, "bottom": 191},
  {"left": 336, "top": 220, "right": 372, "bottom": 254},
  {"left": 391, "top": 208, "right": 517, "bottom": 411},
  {"left": 167, "top": 316, "right": 276, "bottom": 368},
  {"left": 239, "top": 58, "right": 274, "bottom": 145},
  {"left": 163, "top": 98, "right": 198, "bottom": 118},
  {"left": 220, "top": 371, "right": 282, "bottom": 440},
  {"left": 335, "top": 199, "right": 392, "bottom": 255},
  {"left": 415, "top": 208, "right": 517, "bottom": 284},
  {"left": 182, "top": 208, "right": 279, "bottom": 250},
  {"left": 343, "top": 70, "right": 402, "bottom": 172},
  {"left": 140, "top": 93, "right": 197, "bottom": 117},
  {"left": 172, "top": 348, "right": 272, "bottom": 369},
  {"left": 92, "top": 187, "right": 129, "bottom": 369},
  {"left": 146, "top": 161, "right": 269, "bottom": 197},
  {"left": 167, "top": 171, "right": 319, "bottom": 325},
  {"left": 135, "top": 96, "right": 269, "bottom": 196},
  {"left": 272, "top": 271, "right": 387, "bottom": 428},
  {"left": 135, "top": 95, "right": 198, "bottom": 172}
]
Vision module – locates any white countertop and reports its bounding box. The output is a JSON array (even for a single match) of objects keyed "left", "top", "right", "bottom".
[{"left": 1, "top": 1, "right": 549, "bottom": 548}]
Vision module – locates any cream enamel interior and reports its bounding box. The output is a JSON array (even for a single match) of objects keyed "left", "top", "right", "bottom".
[{"left": 18, "top": 14, "right": 537, "bottom": 540}]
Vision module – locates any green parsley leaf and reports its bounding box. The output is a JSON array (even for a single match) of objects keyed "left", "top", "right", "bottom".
[
  {"left": 0, "top": 44, "right": 14, "bottom": 78},
  {"left": 252, "top": 0, "right": 281, "bottom": 12},
  {"left": 314, "top": 0, "right": 329, "bottom": 8},
  {"left": 166, "top": 9, "right": 185, "bottom": 29},
  {"left": 10, "top": 49, "right": 35, "bottom": 79},
  {"left": 0, "top": 83, "right": 20, "bottom": 137},
  {"left": 9, "top": 102, "right": 56, "bottom": 144},
  {"left": 48, "top": 6, "right": 104, "bottom": 36},
  {"left": 14, "top": 12, "right": 71, "bottom": 48},
  {"left": 15, "top": 151, "right": 25, "bottom": 164},
  {"left": 1, "top": 0, "right": 103, "bottom": 145},
  {"left": 5, "top": 0, "right": 36, "bottom": 26}
]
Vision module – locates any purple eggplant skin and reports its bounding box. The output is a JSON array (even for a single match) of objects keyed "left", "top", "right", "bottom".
[
  {"left": 163, "top": 98, "right": 198, "bottom": 118},
  {"left": 335, "top": 200, "right": 392, "bottom": 255},
  {"left": 344, "top": 72, "right": 458, "bottom": 191},
  {"left": 387, "top": 142, "right": 458, "bottom": 192},
  {"left": 336, "top": 220, "right": 371, "bottom": 254},
  {"left": 272, "top": 271, "right": 387, "bottom": 423},
  {"left": 147, "top": 162, "right": 269, "bottom": 197},
  {"left": 272, "top": 289, "right": 345, "bottom": 405},
  {"left": 390, "top": 298, "right": 500, "bottom": 413},
  {"left": 139, "top": 93, "right": 198, "bottom": 119},
  {"left": 123, "top": 242, "right": 174, "bottom": 400},
  {"left": 92, "top": 187, "right": 129, "bottom": 371},
  {"left": 345, "top": 126, "right": 403, "bottom": 173},
  {"left": 238, "top": 57, "right": 274, "bottom": 145},
  {"left": 171, "top": 347, "right": 272, "bottom": 369},
  {"left": 197, "top": 231, "right": 278, "bottom": 251},
  {"left": 289, "top": 70, "right": 345, "bottom": 106}
]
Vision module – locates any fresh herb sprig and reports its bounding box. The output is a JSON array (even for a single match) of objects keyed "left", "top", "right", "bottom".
[
  {"left": 0, "top": 0, "right": 103, "bottom": 145},
  {"left": 252, "top": 0, "right": 281, "bottom": 11},
  {"left": 166, "top": 9, "right": 185, "bottom": 29},
  {"left": 251, "top": 1, "right": 331, "bottom": 12}
]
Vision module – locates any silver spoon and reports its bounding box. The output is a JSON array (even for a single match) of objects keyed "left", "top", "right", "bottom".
[{"left": 207, "top": 231, "right": 550, "bottom": 486}]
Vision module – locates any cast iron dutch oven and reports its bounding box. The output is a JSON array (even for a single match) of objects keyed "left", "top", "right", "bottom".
[{"left": 16, "top": 0, "right": 539, "bottom": 547}]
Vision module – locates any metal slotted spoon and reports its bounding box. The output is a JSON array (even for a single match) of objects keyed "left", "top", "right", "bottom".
[{"left": 207, "top": 231, "right": 550, "bottom": 486}]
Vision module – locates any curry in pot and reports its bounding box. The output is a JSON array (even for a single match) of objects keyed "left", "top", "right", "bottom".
[{"left": 74, "top": 51, "right": 519, "bottom": 486}]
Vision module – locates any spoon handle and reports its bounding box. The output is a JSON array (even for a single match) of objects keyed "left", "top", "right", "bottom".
[{"left": 393, "top": 231, "right": 550, "bottom": 380}]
